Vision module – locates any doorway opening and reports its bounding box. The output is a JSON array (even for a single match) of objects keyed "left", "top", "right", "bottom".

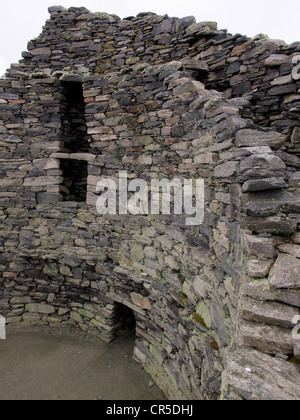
[{"left": 111, "top": 303, "right": 136, "bottom": 339}]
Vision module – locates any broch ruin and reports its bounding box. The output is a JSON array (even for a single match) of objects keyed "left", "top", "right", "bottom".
[{"left": 0, "top": 5, "right": 300, "bottom": 400}]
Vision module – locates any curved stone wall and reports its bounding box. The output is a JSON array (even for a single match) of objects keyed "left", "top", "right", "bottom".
[{"left": 0, "top": 7, "right": 300, "bottom": 400}]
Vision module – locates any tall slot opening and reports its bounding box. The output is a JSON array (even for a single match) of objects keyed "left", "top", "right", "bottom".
[
  {"left": 59, "top": 79, "right": 89, "bottom": 202},
  {"left": 61, "top": 81, "right": 89, "bottom": 153},
  {"left": 60, "top": 159, "right": 88, "bottom": 202}
]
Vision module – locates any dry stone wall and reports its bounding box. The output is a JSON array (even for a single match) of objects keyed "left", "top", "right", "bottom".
[{"left": 0, "top": 6, "right": 300, "bottom": 400}]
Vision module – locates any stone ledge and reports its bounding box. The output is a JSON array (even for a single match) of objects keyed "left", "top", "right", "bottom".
[{"left": 222, "top": 348, "right": 300, "bottom": 400}]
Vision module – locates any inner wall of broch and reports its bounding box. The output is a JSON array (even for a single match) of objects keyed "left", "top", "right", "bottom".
[{"left": 0, "top": 6, "right": 300, "bottom": 400}]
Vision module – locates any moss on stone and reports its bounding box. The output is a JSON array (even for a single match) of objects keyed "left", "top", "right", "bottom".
[
  {"left": 178, "top": 290, "right": 189, "bottom": 305},
  {"left": 288, "top": 356, "right": 300, "bottom": 366},
  {"left": 211, "top": 338, "right": 220, "bottom": 351},
  {"left": 192, "top": 313, "right": 207, "bottom": 327},
  {"left": 130, "top": 244, "right": 145, "bottom": 263},
  {"left": 196, "top": 301, "right": 212, "bottom": 329}
]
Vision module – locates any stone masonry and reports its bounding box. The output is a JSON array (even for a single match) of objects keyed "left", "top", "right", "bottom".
[{"left": 0, "top": 6, "right": 300, "bottom": 400}]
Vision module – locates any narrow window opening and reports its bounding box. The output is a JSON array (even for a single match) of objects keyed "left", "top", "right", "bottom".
[
  {"left": 61, "top": 81, "right": 89, "bottom": 153},
  {"left": 185, "top": 67, "right": 231, "bottom": 94},
  {"left": 189, "top": 68, "right": 209, "bottom": 83},
  {"left": 60, "top": 159, "right": 88, "bottom": 202}
]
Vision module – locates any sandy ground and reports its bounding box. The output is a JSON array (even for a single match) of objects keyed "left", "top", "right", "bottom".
[{"left": 0, "top": 328, "right": 165, "bottom": 401}]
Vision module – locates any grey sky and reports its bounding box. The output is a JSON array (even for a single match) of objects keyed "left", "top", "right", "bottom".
[{"left": 0, "top": 0, "right": 299, "bottom": 76}]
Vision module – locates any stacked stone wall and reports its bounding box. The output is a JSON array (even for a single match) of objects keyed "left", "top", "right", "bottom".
[{"left": 0, "top": 7, "right": 299, "bottom": 400}]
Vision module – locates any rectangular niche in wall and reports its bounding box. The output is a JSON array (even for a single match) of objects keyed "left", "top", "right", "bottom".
[
  {"left": 60, "top": 159, "right": 88, "bottom": 202},
  {"left": 60, "top": 80, "right": 90, "bottom": 153}
]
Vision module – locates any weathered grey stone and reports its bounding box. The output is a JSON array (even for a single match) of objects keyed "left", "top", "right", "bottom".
[
  {"left": 239, "top": 154, "right": 286, "bottom": 182},
  {"left": 242, "top": 177, "right": 287, "bottom": 192},
  {"left": 1, "top": 6, "right": 300, "bottom": 402},
  {"left": 236, "top": 129, "right": 286, "bottom": 149},
  {"left": 292, "top": 232, "right": 300, "bottom": 245},
  {"left": 175, "top": 16, "right": 196, "bottom": 32},
  {"left": 182, "top": 59, "right": 209, "bottom": 71},
  {"left": 223, "top": 349, "right": 300, "bottom": 400},
  {"left": 265, "top": 54, "right": 290, "bottom": 67},
  {"left": 10, "top": 296, "right": 32, "bottom": 304},
  {"left": 271, "top": 75, "right": 292, "bottom": 86},
  {"left": 44, "top": 159, "right": 60, "bottom": 170},
  {"left": 48, "top": 6, "right": 65, "bottom": 14},
  {"left": 130, "top": 293, "right": 151, "bottom": 310},
  {"left": 214, "top": 161, "right": 239, "bottom": 178},
  {"left": 269, "top": 254, "right": 300, "bottom": 289},
  {"left": 37, "top": 193, "right": 61, "bottom": 204},
  {"left": 30, "top": 47, "right": 51, "bottom": 56},
  {"left": 291, "top": 127, "right": 300, "bottom": 144},
  {"left": 25, "top": 303, "right": 55, "bottom": 314},
  {"left": 240, "top": 320, "right": 293, "bottom": 354},
  {"left": 0, "top": 179, "right": 23, "bottom": 187},
  {"left": 70, "top": 311, "right": 83, "bottom": 324},
  {"left": 152, "top": 18, "right": 175, "bottom": 35},
  {"left": 134, "top": 346, "right": 149, "bottom": 365},
  {"left": 242, "top": 233, "right": 276, "bottom": 259},
  {"left": 245, "top": 279, "right": 300, "bottom": 308},
  {"left": 211, "top": 305, "right": 230, "bottom": 345},
  {"left": 194, "top": 152, "right": 218, "bottom": 164},
  {"left": 186, "top": 21, "right": 217, "bottom": 34},
  {"left": 24, "top": 176, "right": 63, "bottom": 187},
  {"left": 241, "top": 215, "right": 297, "bottom": 235},
  {"left": 278, "top": 244, "right": 300, "bottom": 259},
  {"left": 289, "top": 173, "right": 300, "bottom": 188},
  {"left": 242, "top": 190, "right": 300, "bottom": 217},
  {"left": 293, "top": 339, "right": 300, "bottom": 359},
  {"left": 242, "top": 299, "right": 298, "bottom": 328},
  {"left": 246, "top": 259, "right": 273, "bottom": 278}
]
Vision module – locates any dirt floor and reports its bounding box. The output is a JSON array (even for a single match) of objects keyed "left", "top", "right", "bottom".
[{"left": 0, "top": 328, "right": 165, "bottom": 401}]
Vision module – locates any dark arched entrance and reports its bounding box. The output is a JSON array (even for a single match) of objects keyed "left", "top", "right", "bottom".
[{"left": 110, "top": 302, "right": 136, "bottom": 340}]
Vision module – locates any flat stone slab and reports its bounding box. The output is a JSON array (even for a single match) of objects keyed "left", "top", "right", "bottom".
[
  {"left": 242, "top": 232, "right": 275, "bottom": 259},
  {"left": 223, "top": 348, "right": 300, "bottom": 400},
  {"left": 242, "top": 299, "right": 298, "bottom": 329},
  {"left": 240, "top": 320, "right": 293, "bottom": 355},
  {"left": 246, "top": 259, "right": 273, "bottom": 278},
  {"left": 269, "top": 253, "right": 300, "bottom": 288},
  {"left": 236, "top": 129, "right": 286, "bottom": 149}
]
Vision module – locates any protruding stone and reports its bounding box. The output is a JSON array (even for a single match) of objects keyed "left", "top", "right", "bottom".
[
  {"left": 186, "top": 21, "right": 217, "bottom": 34},
  {"left": 236, "top": 129, "right": 286, "bottom": 149},
  {"left": 242, "top": 233, "right": 276, "bottom": 259},
  {"left": 242, "top": 177, "right": 287, "bottom": 192},
  {"left": 242, "top": 299, "right": 298, "bottom": 328},
  {"left": 48, "top": 6, "right": 65, "bottom": 14},
  {"left": 239, "top": 154, "right": 286, "bottom": 182},
  {"left": 130, "top": 293, "right": 151, "bottom": 310},
  {"left": 265, "top": 54, "right": 289, "bottom": 67},
  {"left": 240, "top": 320, "right": 293, "bottom": 354},
  {"left": 223, "top": 349, "right": 300, "bottom": 400},
  {"left": 278, "top": 244, "right": 300, "bottom": 259},
  {"left": 269, "top": 254, "right": 300, "bottom": 289},
  {"left": 30, "top": 47, "right": 51, "bottom": 56},
  {"left": 246, "top": 259, "right": 273, "bottom": 278}
]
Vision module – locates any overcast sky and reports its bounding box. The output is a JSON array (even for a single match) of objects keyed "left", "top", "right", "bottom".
[{"left": 0, "top": 0, "right": 299, "bottom": 76}]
